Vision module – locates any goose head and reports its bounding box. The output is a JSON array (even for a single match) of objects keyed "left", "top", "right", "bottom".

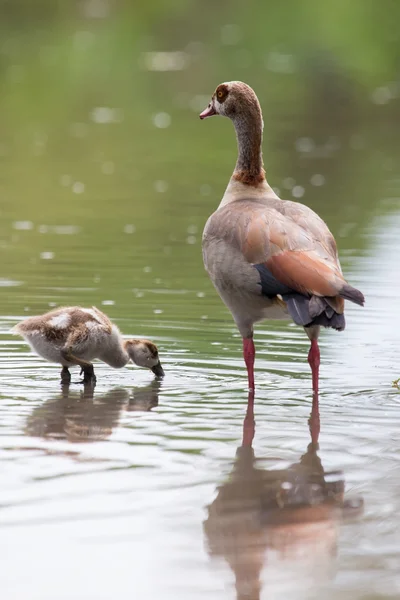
[
  {"left": 124, "top": 339, "right": 164, "bottom": 377},
  {"left": 199, "top": 81, "right": 262, "bottom": 124}
]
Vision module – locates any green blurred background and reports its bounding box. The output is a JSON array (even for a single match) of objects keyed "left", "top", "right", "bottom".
[{"left": 0, "top": 0, "right": 399, "bottom": 339}]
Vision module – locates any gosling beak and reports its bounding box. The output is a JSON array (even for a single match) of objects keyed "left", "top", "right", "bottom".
[
  {"left": 199, "top": 103, "right": 216, "bottom": 119},
  {"left": 151, "top": 361, "right": 165, "bottom": 378}
]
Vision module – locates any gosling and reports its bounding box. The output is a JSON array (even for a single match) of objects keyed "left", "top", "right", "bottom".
[{"left": 12, "top": 306, "right": 164, "bottom": 384}]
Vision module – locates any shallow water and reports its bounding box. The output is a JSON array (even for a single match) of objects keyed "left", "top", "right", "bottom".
[{"left": 1, "top": 3, "right": 400, "bottom": 600}]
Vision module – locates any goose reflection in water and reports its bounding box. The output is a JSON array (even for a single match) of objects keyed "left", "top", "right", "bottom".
[
  {"left": 24, "top": 379, "right": 161, "bottom": 443},
  {"left": 204, "top": 393, "right": 363, "bottom": 600}
]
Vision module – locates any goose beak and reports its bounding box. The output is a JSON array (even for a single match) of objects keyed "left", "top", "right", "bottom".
[
  {"left": 151, "top": 361, "right": 165, "bottom": 378},
  {"left": 199, "top": 103, "right": 216, "bottom": 119}
]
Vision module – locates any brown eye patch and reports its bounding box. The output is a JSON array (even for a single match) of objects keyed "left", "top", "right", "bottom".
[{"left": 215, "top": 84, "right": 229, "bottom": 103}]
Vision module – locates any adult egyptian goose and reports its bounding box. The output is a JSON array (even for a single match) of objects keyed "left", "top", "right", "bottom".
[
  {"left": 200, "top": 81, "right": 364, "bottom": 394},
  {"left": 13, "top": 306, "right": 164, "bottom": 384}
]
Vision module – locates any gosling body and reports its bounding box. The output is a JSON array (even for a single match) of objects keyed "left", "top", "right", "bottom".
[{"left": 13, "top": 306, "right": 164, "bottom": 384}]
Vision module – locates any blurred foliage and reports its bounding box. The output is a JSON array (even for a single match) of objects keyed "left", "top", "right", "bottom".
[{"left": 0, "top": 0, "right": 399, "bottom": 336}]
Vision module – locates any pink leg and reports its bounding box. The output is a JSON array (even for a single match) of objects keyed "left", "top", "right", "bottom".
[
  {"left": 308, "top": 338, "right": 320, "bottom": 395},
  {"left": 243, "top": 337, "right": 255, "bottom": 391},
  {"left": 242, "top": 390, "right": 255, "bottom": 447}
]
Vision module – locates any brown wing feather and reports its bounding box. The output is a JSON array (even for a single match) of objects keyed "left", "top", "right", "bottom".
[
  {"left": 265, "top": 251, "right": 345, "bottom": 298},
  {"left": 218, "top": 200, "right": 346, "bottom": 300},
  {"left": 241, "top": 214, "right": 271, "bottom": 263}
]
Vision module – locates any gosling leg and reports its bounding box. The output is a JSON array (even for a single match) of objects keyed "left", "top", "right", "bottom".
[
  {"left": 60, "top": 349, "right": 97, "bottom": 385},
  {"left": 60, "top": 366, "right": 71, "bottom": 385}
]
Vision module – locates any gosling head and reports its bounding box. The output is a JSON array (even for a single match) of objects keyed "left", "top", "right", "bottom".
[
  {"left": 199, "top": 81, "right": 262, "bottom": 122},
  {"left": 124, "top": 339, "right": 164, "bottom": 378}
]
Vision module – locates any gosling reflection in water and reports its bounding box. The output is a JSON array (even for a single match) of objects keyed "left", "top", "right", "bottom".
[
  {"left": 204, "top": 392, "right": 363, "bottom": 600},
  {"left": 25, "top": 380, "right": 161, "bottom": 443}
]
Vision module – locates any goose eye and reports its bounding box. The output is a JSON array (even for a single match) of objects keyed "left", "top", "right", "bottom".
[{"left": 217, "top": 90, "right": 224, "bottom": 99}]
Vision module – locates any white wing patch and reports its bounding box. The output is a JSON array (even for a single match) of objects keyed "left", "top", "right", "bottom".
[{"left": 49, "top": 313, "right": 71, "bottom": 329}]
